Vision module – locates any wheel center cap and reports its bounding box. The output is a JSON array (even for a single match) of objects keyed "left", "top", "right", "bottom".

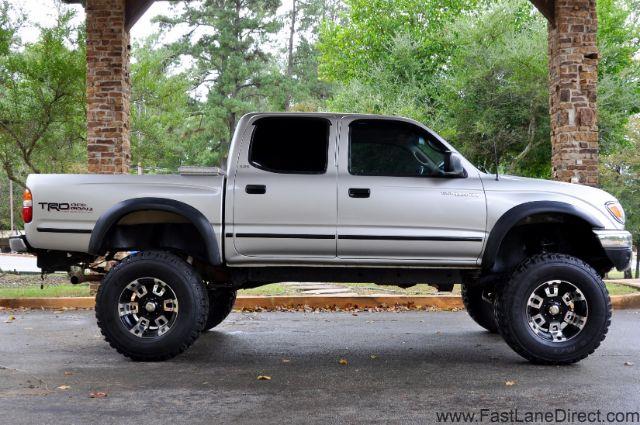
[
  {"left": 548, "top": 304, "right": 560, "bottom": 315},
  {"left": 145, "top": 302, "right": 157, "bottom": 313}
]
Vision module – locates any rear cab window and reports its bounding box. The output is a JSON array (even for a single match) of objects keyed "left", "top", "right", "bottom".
[{"left": 249, "top": 117, "right": 330, "bottom": 174}]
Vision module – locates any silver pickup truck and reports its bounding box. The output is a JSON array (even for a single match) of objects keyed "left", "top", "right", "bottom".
[{"left": 11, "top": 113, "right": 632, "bottom": 363}]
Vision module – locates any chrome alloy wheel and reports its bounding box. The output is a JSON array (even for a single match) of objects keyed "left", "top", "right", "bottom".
[
  {"left": 526, "top": 280, "right": 588, "bottom": 343},
  {"left": 118, "top": 278, "right": 179, "bottom": 338}
]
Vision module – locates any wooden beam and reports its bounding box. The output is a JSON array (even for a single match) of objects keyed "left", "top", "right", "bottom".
[
  {"left": 125, "top": 0, "right": 156, "bottom": 31},
  {"left": 530, "top": 0, "right": 555, "bottom": 24}
]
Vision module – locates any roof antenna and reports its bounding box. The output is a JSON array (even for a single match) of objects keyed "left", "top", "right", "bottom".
[{"left": 493, "top": 139, "right": 500, "bottom": 181}]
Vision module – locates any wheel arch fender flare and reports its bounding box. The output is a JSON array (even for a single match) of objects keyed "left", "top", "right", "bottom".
[
  {"left": 482, "top": 201, "right": 604, "bottom": 271},
  {"left": 88, "top": 197, "right": 222, "bottom": 265}
]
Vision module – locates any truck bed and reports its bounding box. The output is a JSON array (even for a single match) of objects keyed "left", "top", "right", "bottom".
[{"left": 25, "top": 173, "right": 225, "bottom": 254}]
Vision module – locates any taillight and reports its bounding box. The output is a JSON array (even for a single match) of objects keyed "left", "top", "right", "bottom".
[{"left": 22, "top": 188, "right": 33, "bottom": 223}]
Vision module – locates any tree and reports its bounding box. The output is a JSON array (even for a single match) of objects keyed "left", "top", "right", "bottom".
[
  {"left": 156, "top": 0, "right": 282, "bottom": 165},
  {"left": 326, "top": 32, "right": 439, "bottom": 124},
  {"left": 596, "top": 0, "right": 640, "bottom": 155},
  {"left": 322, "top": 0, "right": 640, "bottom": 179},
  {"left": 0, "top": 1, "right": 16, "bottom": 56},
  {"left": 130, "top": 36, "right": 214, "bottom": 171},
  {"left": 318, "top": 0, "right": 478, "bottom": 84},
  {"left": 283, "top": 0, "right": 343, "bottom": 110},
  {"left": 600, "top": 117, "right": 640, "bottom": 278},
  {"left": 0, "top": 9, "right": 86, "bottom": 187},
  {"left": 436, "top": 1, "right": 551, "bottom": 176}
]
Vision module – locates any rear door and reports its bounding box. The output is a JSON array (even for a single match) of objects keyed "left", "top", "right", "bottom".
[
  {"left": 230, "top": 116, "right": 337, "bottom": 259},
  {"left": 336, "top": 117, "right": 486, "bottom": 265}
]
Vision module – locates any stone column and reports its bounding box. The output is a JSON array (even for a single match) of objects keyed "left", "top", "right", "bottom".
[
  {"left": 548, "top": 0, "right": 599, "bottom": 186},
  {"left": 85, "top": 0, "right": 131, "bottom": 174}
]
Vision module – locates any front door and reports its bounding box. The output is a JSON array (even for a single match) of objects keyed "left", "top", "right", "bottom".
[
  {"left": 231, "top": 116, "right": 337, "bottom": 259},
  {"left": 337, "top": 117, "right": 486, "bottom": 265}
]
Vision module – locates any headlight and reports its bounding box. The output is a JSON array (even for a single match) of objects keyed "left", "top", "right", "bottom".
[{"left": 605, "top": 201, "right": 625, "bottom": 224}]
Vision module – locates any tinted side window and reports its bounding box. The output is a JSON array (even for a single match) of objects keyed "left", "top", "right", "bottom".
[
  {"left": 349, "top": 120, "right": 448, "bottom": 177},
  {"left": 249, "top": 117, "right": 330, "bottom": 174}
]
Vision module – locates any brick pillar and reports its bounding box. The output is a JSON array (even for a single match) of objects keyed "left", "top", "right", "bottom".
[
  {"left": 548, "top": 0, "right": 599, "bottom": 186},
  {"left": 86, "top": 0, "right": 131, "bottom": 174}
]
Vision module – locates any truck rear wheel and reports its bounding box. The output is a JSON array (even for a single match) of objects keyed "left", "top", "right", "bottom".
[
  {"left": 95, "top": 251, "right": 209, "bottom": 361},
  {"left": 461, "top": 283, "right": 498, "bottom": 333},
  {"left": 204, "top": 289, "right": 237, "bottom": 331},
  {"left": 495, "top": 253, "right": 611, "bottom": 365}
]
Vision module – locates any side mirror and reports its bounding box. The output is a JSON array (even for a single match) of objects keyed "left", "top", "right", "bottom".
[{"left": 443, "top": 152, "right": 465, "bottom": 177}]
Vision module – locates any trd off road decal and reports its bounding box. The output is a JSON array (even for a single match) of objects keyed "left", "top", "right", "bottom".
[{"left": 38, "top": 202, "right": 94, "bottom": 213}]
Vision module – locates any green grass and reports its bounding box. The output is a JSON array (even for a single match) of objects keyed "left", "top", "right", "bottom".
[
  {"left": 0, "top": 280, "right": 635, "bottom": 298},
  {"left": 0, "top": 284, "right": 90, "bottom": 298},
  {"left": 606, "top": 270, "right": 627, "bottom": 280},
  {"left": 239, "top": 284, "right": 296, "bottom": 296},
  {"left": 606, "top": 282, "right": 638, "bottom": 295}
]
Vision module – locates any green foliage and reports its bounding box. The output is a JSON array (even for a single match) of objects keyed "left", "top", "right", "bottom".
[
  {"left": 596, "top": 0, "right": 640, "bottom": 155},
  {"left": 321, "top": 0, "right": 640, "bottom": 179},
  {"left": 155, "top": 0, "right": 283, "bottom": 165},
  {"left": 318, "top": 0, "right": 478, "bottom": 84},
  {"left": 130, "top": 36, "right": 214, "bottom": 171},
  {"left": 327, "top": 33, "right": 436, "bottom": 123},
  {"left": 0, "top": 8, "right": 86, "bottom": 186},
  {"left": 600, "top": 117, "right": 640, "bottom": 247},
  {"left": 0, "top": 1, "right": 15, "bottom": 56},
  {"left": 281, "top": 0, "right": 342, "bottom": 110},
  {"left": 437, "top": 1, "right": 551, "bottom": 176}
]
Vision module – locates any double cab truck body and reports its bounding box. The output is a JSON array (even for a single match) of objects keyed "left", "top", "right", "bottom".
[{"left": 11, "top": 113, "right": 633, "bottom": 363}]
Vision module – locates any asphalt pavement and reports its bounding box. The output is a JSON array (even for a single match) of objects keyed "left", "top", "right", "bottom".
[{"left": 0, "top": 309, "right": 638, "bottom": 424}]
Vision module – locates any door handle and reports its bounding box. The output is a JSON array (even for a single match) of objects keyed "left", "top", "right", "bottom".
[
  {"left": 349, "top": 188, "right": 370, "bottom": 198},
  {"left": 245, "top": 184, "right": 266, "bottom": 194}
]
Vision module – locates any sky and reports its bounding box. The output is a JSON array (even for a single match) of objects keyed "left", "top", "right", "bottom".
[
  {"left": 9, "top": 0, "right": 177, "bottom": 44},
  {"left": 8, "top": 0, "right": 294, "bottom": 45},
  {"left": 6, "top": 0, "right": 295, "bottom": 100}
]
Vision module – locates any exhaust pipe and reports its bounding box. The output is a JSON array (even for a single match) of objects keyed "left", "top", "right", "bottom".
[{"left": 69, "top": 269, "right": 103, "bottom": 285}]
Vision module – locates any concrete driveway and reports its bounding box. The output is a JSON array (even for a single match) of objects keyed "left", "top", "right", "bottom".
[
  {"left": 0, "top": 253, "right": 39, "bottom": 273},
  {"left": 0, "top": 310, "right": 638, "bottom": 424}
]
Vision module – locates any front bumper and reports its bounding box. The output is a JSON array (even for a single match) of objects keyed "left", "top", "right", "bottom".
[
  {"left": 9, "top": 235, "right": 29, "bottom": 253},
  {"left": 594, "top": 230, "right": 633, "bottom": 271}
]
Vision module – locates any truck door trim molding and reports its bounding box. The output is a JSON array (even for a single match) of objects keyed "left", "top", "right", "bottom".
[
  {"left": 88, "top": 197, "right": 222, "bottom": 265},
  {"left": 338, "top": 235, "right": 483, "bottom": 242},
  {"left": 235, "top": 233, "right": 335, "bottom": 240},
  {"left": 37, "top": 227, "right": 93, "bottom": 234},
  {"left": 228, "top": 233, "right": 481, "bottom": 242}
]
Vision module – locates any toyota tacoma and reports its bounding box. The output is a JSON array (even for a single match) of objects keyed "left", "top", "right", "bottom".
[{"left": 10, "top": 113, "right": 633, "bottom": 363}]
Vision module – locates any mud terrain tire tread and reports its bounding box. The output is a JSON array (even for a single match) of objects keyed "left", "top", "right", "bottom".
[
  {"left": 95, "top": 251, "right": 208, "bottom": 361},
  {"left": 494, "top": 253, "right": 611, "bottom": 365},
  {"left": 461, "top": 283, "right": 498, "bottom": 333},
  {"left": 204, "top": 289, "right": 237, "bottom": 331}
]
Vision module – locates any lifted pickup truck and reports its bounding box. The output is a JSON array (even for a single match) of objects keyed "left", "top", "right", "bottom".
[{"left": 11, "top": 113, "right": 632, "bottom": 363}]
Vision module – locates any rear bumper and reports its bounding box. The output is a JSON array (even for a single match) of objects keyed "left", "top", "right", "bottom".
[
  {"left": 9, "top": 235, "right": 29, "bottom": 253},
  {"left": 594, "top": 230, "right": 633, "bottom": 271}
]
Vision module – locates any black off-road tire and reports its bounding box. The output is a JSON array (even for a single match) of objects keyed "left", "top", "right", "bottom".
[
  {"left": 203, "top": 289, "right": 237, "bottom": 331},
  {"left": 494, "top": 253, "right": 611, "bottom": 365},
  {"left": 461, "top": 283, "right": 498, "bottom": 333},
  {"left": 95, "top": 251, "right": 209, "bottom": 361}
]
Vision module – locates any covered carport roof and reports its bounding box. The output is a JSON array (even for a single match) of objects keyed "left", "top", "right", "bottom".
[{"left": 62, "top": 0, "right": 156, "bottom": 30}]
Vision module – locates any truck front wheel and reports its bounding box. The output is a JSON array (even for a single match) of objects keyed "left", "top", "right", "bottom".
[
  {"left": 95, "top": 251, "right": 209, "bottom": 361},
  {"left": 495, "top": 253, "right": 611, "bottom": 365},
  {"left": 203, "top": 289, "right": 237, "bottom": 331}
]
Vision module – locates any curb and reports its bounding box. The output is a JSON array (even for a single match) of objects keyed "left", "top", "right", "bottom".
[
  {"left": 234, "top": 295, "right": 464, "bottom": 310},
  {"left": 1, "top": 293, "right": 640, "bottom": 311}
]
